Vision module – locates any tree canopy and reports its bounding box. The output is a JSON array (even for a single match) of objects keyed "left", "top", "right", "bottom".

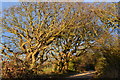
[{"left": 1, "top": 2, "right": 120, "bottom": 78}]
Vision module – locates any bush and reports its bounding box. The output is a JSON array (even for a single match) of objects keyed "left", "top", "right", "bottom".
[
  {"left": 95, "top": 48, "right": 120, "bottom": 78},
  {"left": 2, "top": 60, "right": 34, "bottom": 78},
  {"left": 71, "top": 53, "right": 97, "bottom": 72}
]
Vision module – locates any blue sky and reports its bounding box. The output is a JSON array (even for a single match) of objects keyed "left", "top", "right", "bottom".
[
  {"left": 1, "top": 0, "right": 120, "bottom": 10},
  {"left": 1, "top": 0, "right": 18, "bottom": 2},
  {"left": 2, "top": 2, "right": 20, "bottom": 10},
  {"left": 1, "top": 0, "right": 120, "bottom": 2}
]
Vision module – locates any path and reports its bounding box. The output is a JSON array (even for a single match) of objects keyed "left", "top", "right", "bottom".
[{"left": 66, "top": 71, "right": 97, "bottom": 78}]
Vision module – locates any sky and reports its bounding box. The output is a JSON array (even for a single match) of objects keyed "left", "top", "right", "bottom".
[
  {"left": 2, "top": 2, "right": 20, "bottom": 10},
  {"left": 1, "top": 0, "right": 120, "bottom": 2},
  {"left": 1, "top": 0, "right": 120, "bottom": 11}
]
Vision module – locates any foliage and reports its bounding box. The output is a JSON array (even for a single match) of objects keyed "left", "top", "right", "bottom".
[
  {"left": 70, "top": 53, "right": 100, "bottom": 72},
  {"left": 1, "top": 2, "right": 119, "bottom": 78},
  {"left": 95, "top": 47, "right": 120, "bottom": 78},
  {"left": 2, "top": 60, "right": 33, "bottom": 78}
]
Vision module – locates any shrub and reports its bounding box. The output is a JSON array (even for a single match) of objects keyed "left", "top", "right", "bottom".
[
  {"left": 95, "top": 48, "right": 120, "bottom": 78},
  {"left": 2, "top": 60, "right": 34, "bottom": 78}
]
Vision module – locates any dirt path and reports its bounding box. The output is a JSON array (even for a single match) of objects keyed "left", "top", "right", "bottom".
[{"left": 66, "top": 71, "right": 96, "bottom": 78}]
